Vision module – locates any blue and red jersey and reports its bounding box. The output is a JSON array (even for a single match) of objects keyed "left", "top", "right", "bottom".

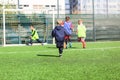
[{"left": 64, "top": 21, "right": 73, "bottom": 35}]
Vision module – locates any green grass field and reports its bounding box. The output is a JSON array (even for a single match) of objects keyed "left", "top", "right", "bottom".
[{"left": 0, "top": 41, "right": 120, "bottom": 80}]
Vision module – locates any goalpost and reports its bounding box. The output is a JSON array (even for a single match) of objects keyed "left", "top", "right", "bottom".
[{"left": 2, "top": 8, "right": 55, "bottom": 47}]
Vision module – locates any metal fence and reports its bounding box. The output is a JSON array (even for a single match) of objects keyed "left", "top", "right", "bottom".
[{"left": 0, "top": 13, "right": 120, "bottom": 45}]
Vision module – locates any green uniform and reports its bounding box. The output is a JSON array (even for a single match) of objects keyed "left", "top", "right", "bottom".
[
  {"left": 31, "top": 29, "right": 39, "bottom": 40},
  {"left": 77, "top": 24, "right": 86, "bottom": 38}
]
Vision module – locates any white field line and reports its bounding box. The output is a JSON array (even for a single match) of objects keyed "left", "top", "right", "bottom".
[
  {"left": 69, "top": 46, "right": 120, "bottom": 51},
  {"left": 0, "top": 46, "right": 120, "bottom": 54},
  {"left": 87, "top": 41, "right": 120, "bottom": 44},
  {"left": 0, "top": 41, "right": 120, "bottom": 47}
]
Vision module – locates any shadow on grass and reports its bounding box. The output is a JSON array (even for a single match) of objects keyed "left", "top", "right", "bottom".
[
  {"left": 46, "top": 47, "right": 56, "bottom": 49},
  {"left": 47, "top": 46, "right": 78, "bottom": 49},
  {"left": 69, "top": 47, "right": 77, "bottom": 49},
  {"left": 37, "top": 54, "right": 59, "bottom": 57}
]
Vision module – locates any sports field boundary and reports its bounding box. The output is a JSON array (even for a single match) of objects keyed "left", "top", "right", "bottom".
[
  {"left": 0, "top": 41, "right": 120, "bottom": 47},
  {"left": 0, "top": 46, "right": 120, "bottom": 54}
]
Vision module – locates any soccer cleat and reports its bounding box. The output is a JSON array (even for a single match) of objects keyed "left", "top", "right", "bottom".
[
  {"left": 41, "top": 43, "right": 44, "bottom": 46},
  {"left": 69, "top": 45, "right": 72, "bottom": 48},
  {"left": 59, "top": 54, "right": 62, "bottom": 57},
  {"left": 26, "top": 43, "right": 32, "bottom": 46},
  {"left": 83, "top": 47, "right": 86, "bottom": 49}
]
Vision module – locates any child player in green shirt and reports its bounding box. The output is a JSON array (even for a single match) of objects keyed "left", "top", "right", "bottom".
[{"left": 76, "top": 19, "right": 86, "bottom": 48}]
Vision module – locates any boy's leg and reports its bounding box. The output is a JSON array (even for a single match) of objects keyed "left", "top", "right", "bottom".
[
  {"left": 69, "top": 39, "right": 72, "bottom": 48},
  {"left": 81, "top": 38, "right": 86, "bottom": 48},
  {"left": 36, "top": 39, "right": 43, "bottom": 45},
  {"left": 59, "top": 47, "right": 63, "bottom": 57},
  {"left": 68, "top": 36, "right": 72, "bottom": 48},
  {"left": 36, "top": 39, "right": 42, "bottom": 43},
  {"left": 64, "top": 36, "right": 70, "bottom": 49},
  {"left": 63, "top": 41, "right": 66, "bottom": 49},
  {"left": 57, "top": 41, "right": 64, "bottom": 57},
  {"left": 29, "top": 38, "right": 33, "bottom": 45},
  {"left": 65, "top": 39, "right": 68, "bottom": 49},
  {"left": 29, "top": 36, "right": 35, "bottom": 46}
]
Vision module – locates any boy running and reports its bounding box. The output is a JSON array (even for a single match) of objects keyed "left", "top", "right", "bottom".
[
  {"left": 52, "top": 20, "right": 70, "bottom": 57},
  {"left": 27, "top": 24, "right": 43, "bottom": 46}
]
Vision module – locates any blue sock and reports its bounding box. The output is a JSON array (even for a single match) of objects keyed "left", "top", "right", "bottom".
[{"left": 69, "top": 42, "right": 72, "bottom": 48}]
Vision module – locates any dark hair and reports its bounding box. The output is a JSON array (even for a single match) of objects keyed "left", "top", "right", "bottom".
[{"left": 65, "top": 16, "right": 70, "bottom": 19}]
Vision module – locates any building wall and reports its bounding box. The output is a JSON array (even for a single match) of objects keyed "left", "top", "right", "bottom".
[
  {"left": 65, "top": 0, "right": 70, "bottom": 14},
  {"left": 19, "top": 0, "right": 65, "bottom": 14},
  {"left": 1, "top": 0, "right": 120, "bottom": 14},
  {"left": 0, "top": 0, "right": 65, "bottom": 14},
  {"left": 70, "top": 0, "right": 120, "bottom": 14}
]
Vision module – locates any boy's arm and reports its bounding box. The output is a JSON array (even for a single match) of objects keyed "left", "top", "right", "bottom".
[
  {"left": 51, "top": 29, "right": 55, "bottom": 37},
  {"left": 31, "top": 30, "right": 35, "bottom": 37}
]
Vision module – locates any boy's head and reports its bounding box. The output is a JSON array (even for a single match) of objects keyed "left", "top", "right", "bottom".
[
  {"left": 30, "top": 24, "right": 34, "bottom": 30},
  {"left": 78, "top": 19, "right": 83, "bottom": 24},
  {"left": 57, "top": 20, "right": 64, "bottom": 26},
  {"left": 65, "top": 16, "right": 70, "bottom": 21}
]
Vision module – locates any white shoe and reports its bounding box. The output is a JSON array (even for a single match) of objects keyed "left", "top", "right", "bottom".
[{"left": 59, "top": 54, "right": 62, "bottom": 57}]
